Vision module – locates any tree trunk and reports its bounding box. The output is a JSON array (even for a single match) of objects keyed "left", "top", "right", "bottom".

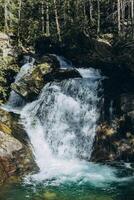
[
  {"left": 41, "top": 1, "right": 45, "bottom": 34},
  {"left": 131, "top": 0, "right": 134, "bottom": 38},
  {"left": 18, "top": 0, "right": 22, "bottom": 44},
  {"left": 117, "top": 0, "right": 121, "bottom": 36},
  {"left": 4, "top": 0, "right": 9, "bottom": 33},
  {"left": 89, "top": 0, "right": 93, "bottom": 23},
  {"left": 63, "top": 0, "right": 67, "bottom": 25},
  {"left": 46, "top": 0, "right": 50, "bottom": 37},
  {"left": 76, "top": 0, "right": 79, "bottom": 19},
  {"left": 121, "top": 0, "right": 124, "bottom": 37},
  {"left": 83, "top": 1, "right": 87, "bottom": 28},
  {"left": 53, "top": 0, "right": 62, "bottom": 42},
  {"left": 97, "top": 0, "right": 100, "bottom": 34}
]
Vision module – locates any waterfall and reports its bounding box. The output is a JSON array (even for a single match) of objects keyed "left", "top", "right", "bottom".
[
  {"left": 52, "top": 55, "right": 73, "bottom": 69},
  {"left": 7, "top": 57, "right": 35, "bottom": 108},
  {"left": 19, "top": 61, "right": 108, "bottom": 184},
  {"left": 7, "top": 55, "right": 118, "bottom": 185},
  {"left": 21, "top": 75, "right": 101, "bottom": 160}
]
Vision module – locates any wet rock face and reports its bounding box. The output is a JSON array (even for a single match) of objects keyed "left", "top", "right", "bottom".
[
  {"left": 91, "top": 120, "right": 134, "bottom": 163},
  {"left": 0, "top": 108, "right": 37, "bottom": 184},
  {"left": 11, "top": 55, "right": 57, "bottom": 100},
  {"left": 91, "top": 76, "right": 134, "bottom": 163},
  {"left": 0, "top": 130, "right": 36, "bottom": 185},
  {"left": 0, "top": 108, "right": 28, "bottom": 144},
  {"left": 11, "top": 55, "right": 81, "bottom": 101},
  {"left": 0, "top": 131, "right": 22, "bottom": 157},
  {"left": 119, "top": 94, "right": 134, "bottom": 113}
]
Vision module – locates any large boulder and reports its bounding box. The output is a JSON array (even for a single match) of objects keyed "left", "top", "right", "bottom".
[
  {"left": 59, "top": 32, "right": 114, "bottom": 72},
  {"left": 113, "top": 41, "right": 134, "bottom": 77},
  {"left": 91, "top": 88, "right": 134, "bottom": 163},
  {"left": 91, "top": 120, "right": 134, "bottom": 163},
  {"left": 0, "top": 108, "right": 37, "bottom": 184},
  {"left": 91, "top": 77, "right": 134, "bottom": 163},
  {"left": 11, "top": 55, "right": 81, "bottom": 101},
  {"left": 0, "top": 121, "right": 11, "bottom": 135},
  {"left": 0, "top": 130, "right": 36, "bottom": 184},
  {"left": 0, "top": 108, "right": 28, "bottom": 144}
]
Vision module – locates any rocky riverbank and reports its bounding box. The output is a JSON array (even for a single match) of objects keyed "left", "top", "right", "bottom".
[
  {"left": 0, "top": 108, "right": 37, "bottom": 184},
  {"left": 0, "top": 33, "right": 134, "bottom": 184},
  {"left": 0, "top": 50, "right": 82, "bottom": 184},
  {"left": 9, "top": 51, "right": 134, "bottom": 164}
]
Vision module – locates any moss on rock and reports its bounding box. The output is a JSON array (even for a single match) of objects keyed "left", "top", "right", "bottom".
[{"left": 0, "top": 56, "right": 19, "bottom": 104}]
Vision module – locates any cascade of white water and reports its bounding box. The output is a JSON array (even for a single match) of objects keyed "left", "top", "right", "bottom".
[
  {"left": 51, "top": 54, "right": 73, "bottom": 69},
  {"left": 7, "top": 57, "right": 35, "bottom": 108},
  {"left": 19, "top": 59, "right": 106, "bottom": 184},
  {"left": 7, "top": 55, "right": 118, "bottom": 185},
  {"left": 21, "top": 75, "right": 100, "bottom": 160}
]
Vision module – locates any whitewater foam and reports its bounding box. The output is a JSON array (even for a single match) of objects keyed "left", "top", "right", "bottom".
[
  {"left": 19, "top": 67, "right": 114, "bottom": 187},
  {"left": 7, "top": 56, "right": 131, "bottom": 188}
]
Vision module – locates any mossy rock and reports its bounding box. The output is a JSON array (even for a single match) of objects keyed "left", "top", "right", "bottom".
[
  {"left": 0, "top": 55, "right": 19, "bottom": 103},
  {"left": 0, "top": 122, "right": 11, "bottom": 135},
  {"left": 43, "top": 191, "right": 57, "bottom": 200},
  {"left": 11, "top": 54, "right": 81, "bottom": 101}
]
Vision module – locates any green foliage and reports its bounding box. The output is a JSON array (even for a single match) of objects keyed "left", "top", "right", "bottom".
[
  {"left": 0, "top": 0, "right": 133, "bottom": 46},
  {"left": 0, "top": 56, "right": 19, "bottom": 103}
]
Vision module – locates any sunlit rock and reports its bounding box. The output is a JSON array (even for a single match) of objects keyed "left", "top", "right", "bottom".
[{"left": 12, "top": 55, "right": 81, "bottom": 101}]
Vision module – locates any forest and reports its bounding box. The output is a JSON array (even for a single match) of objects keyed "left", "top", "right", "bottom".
[{"left": 0, "top": 0, "right": 134, "bottom": 46}]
